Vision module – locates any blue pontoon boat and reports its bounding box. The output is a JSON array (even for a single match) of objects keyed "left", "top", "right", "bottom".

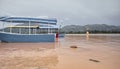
[{"left": 0, "top": 16, "right": 59, "bottom": 42}]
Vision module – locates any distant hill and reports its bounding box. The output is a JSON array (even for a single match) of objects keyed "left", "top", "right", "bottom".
[{"left": 60, "top": 24, "right": 120, "bottom": 34}]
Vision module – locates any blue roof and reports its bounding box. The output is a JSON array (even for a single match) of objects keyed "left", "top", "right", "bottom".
[
  {"left": 39, "top": 25, "right": 59, "bottom": 29},
  {"left": 0, "top": 16, "right": 57, "bottom": 25}
]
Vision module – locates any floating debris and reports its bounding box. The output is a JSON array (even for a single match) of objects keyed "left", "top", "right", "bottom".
[
  {"left": 89, "top": 59, "right": 100, "bottom": 63},
  {"left": 70, "top": 45, "right": 78, "bottom": 48}
]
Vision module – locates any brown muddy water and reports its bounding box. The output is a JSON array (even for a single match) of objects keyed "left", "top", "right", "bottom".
[{"left": 0, "top": 34, "right": 120, "bottom": 69}]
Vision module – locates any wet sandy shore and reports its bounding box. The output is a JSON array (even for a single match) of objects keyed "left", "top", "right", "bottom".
[{"left": 0, "top": 34, "right": 120, "bottom": 69}]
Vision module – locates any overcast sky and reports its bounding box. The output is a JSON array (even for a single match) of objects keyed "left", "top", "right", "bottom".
[{"left": 0, "top": 0, "right": 120, "bottom": 26}]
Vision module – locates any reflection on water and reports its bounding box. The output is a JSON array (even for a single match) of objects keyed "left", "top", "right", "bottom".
[{"left": 0, "top": 34, "right": 120, "bottom": 69}]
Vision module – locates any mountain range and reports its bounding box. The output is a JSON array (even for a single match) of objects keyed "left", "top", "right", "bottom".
[{"left": 60, "top": 24, "right": 120, "bottom": 33}]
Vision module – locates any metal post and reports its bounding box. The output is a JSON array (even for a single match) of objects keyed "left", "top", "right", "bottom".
[
  {"left": 57, "top": 25, "right": 59, "bottom": 34},
  {"left": 3, "top": 22, "right": 4, "bottom": 32},
  {"left": 10, "top": 27, "right": 11, "bottom": 33},
  {"left": 33, "top": 28, "right": 34, "bottom": 34},
  {"left": 39, "top": 28, "right": 40, "bottom": 34},
  {"left": 29, "top": 20, "right": 31, "bottom": 35},
  {"left": 48, "top": 23, "right": 50, "bottom": 34},
  {"left": 10, "top": 21, "right": 12, "bottom": 33},
  {"left": 51, "top": 28, "right": 52, "bottom": 34},
  {"left": 33, "top": 28, "right": 35, "bottom": 34},
  {"left": 50, "top": 25, "right": 51, "bottom": 34},
  {"left": 47, "top": 24, "right": 49, "bottom": 33},
  {"left": 35, "top": 28, "right": 36, "bottom": 34},
  {"left": 19, "top": 28, "right": 21, "bottom": 34}
]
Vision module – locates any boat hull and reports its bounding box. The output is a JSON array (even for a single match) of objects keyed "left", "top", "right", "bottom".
[{"left": 0, "top": 32, "right": 55, "bottom": 42}]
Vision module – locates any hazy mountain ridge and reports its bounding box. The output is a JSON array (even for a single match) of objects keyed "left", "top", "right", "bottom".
[{"left": 60, "top": 24, "right": 120, "bottom": 33}]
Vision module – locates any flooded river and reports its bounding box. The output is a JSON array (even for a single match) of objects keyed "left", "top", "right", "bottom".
[{"left": 0, "top": 34, "right": 120, "bottom": 69}]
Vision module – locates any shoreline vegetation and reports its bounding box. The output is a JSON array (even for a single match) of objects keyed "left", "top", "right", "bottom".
[
  {"left": 62, "top": 31, "right": 120, "bottom": 34},
  {"left": 60, "top": 24, "right": 120, "bottom": 34}
]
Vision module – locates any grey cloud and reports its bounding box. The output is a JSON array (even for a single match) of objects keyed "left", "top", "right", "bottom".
[{"left": 0, "top": 0, "right": 120, "bottom": 26}]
